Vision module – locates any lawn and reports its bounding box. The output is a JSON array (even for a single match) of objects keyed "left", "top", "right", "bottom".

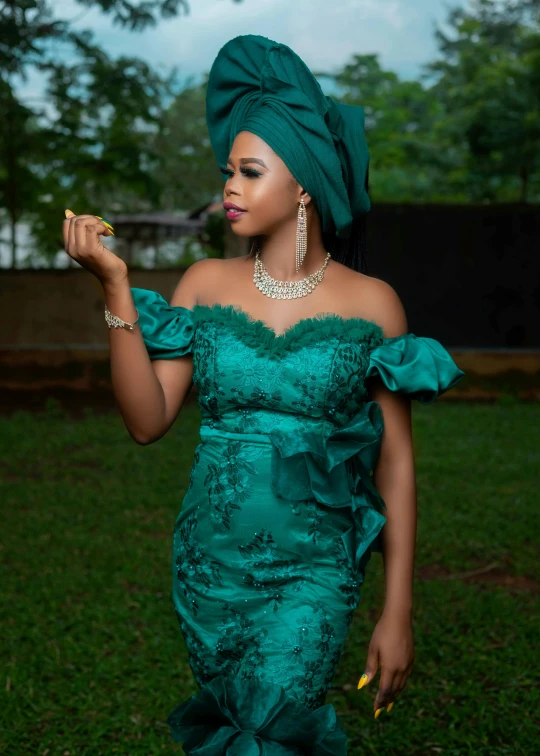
[{"left": 1, "top": 397, "right": 538, "bottom": 755}]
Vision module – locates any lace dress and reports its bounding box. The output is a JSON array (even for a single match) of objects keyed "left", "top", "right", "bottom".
[{"left": 131, "top": 287, "right": 466, "bottom": 754}]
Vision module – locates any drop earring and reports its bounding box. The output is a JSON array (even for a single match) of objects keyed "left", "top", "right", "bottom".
[{"left": 296, "top": 198, "right": 307, "bottom": 273}]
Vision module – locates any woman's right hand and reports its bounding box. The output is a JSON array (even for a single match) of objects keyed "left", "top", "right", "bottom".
[{"left": 62, "top": 210, "right": 128, "bottom": 285}]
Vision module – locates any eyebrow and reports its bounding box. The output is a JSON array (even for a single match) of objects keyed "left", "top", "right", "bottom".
[{"left": 226, "top": 157, "right": 269, "bottom": 169}]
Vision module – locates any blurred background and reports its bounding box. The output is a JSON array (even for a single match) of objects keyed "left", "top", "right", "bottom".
[
  {"left": 1, "top": 1, "right": 538, "bottom": 754},
  {"left": 1, "top": 0, "right": 539, "bottom": 409}
]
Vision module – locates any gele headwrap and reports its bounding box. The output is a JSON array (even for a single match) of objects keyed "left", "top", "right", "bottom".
[{"left": 205, "top": 34, "right": 371, "bottom": 239}]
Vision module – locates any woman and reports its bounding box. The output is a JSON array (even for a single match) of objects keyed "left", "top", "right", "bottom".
[{"left": 63, "top": 34, "right": 465, "bottom": 754}]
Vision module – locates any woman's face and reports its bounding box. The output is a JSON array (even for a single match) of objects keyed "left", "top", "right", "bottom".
[{"left": 222, "top": 130, "right": 310, "bottom": 237}]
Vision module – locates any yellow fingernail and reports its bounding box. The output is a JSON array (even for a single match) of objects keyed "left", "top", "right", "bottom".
[
  {"left": 95, "top": 215, "right": 114, "bottom": 230},
  {"left": 374, "top": 707, "right": 384, "bottom": 719},
  {"left": 387, "top": 702, "right": 394, "bottom": 712},
  {"left": 357, "top": 674, "right": 368, "bottom": 690}
]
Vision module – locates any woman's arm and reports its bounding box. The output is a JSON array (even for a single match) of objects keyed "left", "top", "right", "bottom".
[
  {"left": 61, "top": 211, "right": 201, "bottom": 445},
  {"left": 360, "top": 277, "right": 416, "bottom": 716},
  {"left": 106, "top": 260, "right": 214, "bottom": 444},
  {"left": 371, "top": 384, "right": 417, "bottom": 619},
  {"left": 104, "top": 274, "right": 176, "bottom": 445},
  {"left": 363, "top": 277, "right": 416, "bottom": 618}
]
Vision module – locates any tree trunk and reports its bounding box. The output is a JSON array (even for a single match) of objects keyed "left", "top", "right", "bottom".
[
  {"left": 10, "top": 216, "right": 16, "bottom": 269},
  {"left": 520, "top": 166, "right": 529, "bottom": 203},
  {"left": 6, "top": 86, "right": 18, "bottom": 268}
]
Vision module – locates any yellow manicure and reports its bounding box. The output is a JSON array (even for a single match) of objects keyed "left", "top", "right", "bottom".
[
  {"left": 94, "top": 215, "right": 114, "bottom": 230},
  {"left": 387, "top": 702, "right": 394, "bottom": 712},
  {"left": 374, "top": 707, "right": 384, "bottom": 719},
  {"left": 357, "top": 674, "right": 369, "bottom": 690}
]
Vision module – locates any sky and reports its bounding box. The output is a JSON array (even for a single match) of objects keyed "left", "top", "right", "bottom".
[{"left": 14, "top": 0, "right": 460, "bottom": 105}]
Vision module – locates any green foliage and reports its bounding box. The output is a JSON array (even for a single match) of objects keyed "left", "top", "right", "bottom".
[
  {"left": 75, "top": 0, "right": 191, "bottom": 31},
  {"left": 0, "top": 82, "right": 44, "bottom": 216},
  {"left": 150, "top": 75, "right": 223, "bottom": 212},
  {"left": 316, "top": 1, "right": 540, "bottom": 203},
  {"left": 27, "top": 47, "right": 178, "bottom": 262},
  {"left": 0, "top": 1, "right": 238, "bottom": 266},
  {"left": 426, "top": 0, "right": 540, "bottom": 202},
  {"left": 321, "top": 54, "right": 462, "bottom": 202}
]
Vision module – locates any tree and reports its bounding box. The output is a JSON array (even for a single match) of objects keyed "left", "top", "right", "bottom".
[
  {"left": 427, "top": 0, "right": 540, "bottom": 202},
  {"left": 0, "top": 79, "right": 47, "bottom": 266},
  {"left": 151, "top": 74, "right": 220, "bottom": 213},
  {"left": 0, "top": 0, "right": 243, "bottom": 266},
  {"left": 315, "top": 56, "right": 462, "bottom": 202}
]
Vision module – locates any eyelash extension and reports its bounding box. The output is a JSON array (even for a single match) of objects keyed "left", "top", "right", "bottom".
[{"left": 220, "top": 167, "right": 261, "bottom": 178}]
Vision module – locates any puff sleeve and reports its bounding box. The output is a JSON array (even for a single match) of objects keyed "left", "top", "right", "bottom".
[
  {"left": 130, "top": 287, "right": 195, "bottom": 360},
  {"left": 366, "top": 333, "right": 465, "bottom": 404}
]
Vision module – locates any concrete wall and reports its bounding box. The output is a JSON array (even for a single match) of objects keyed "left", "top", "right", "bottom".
[
  {"left": 0, "top": 269, "right": 189, "bottom": 394},
  {"left": 0, "top": 269, "right": 187, "bottom": 348}
]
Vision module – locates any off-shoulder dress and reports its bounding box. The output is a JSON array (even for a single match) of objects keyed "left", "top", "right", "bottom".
[{"left": 131, "top": 287, "right": 466, "bottom": 754}]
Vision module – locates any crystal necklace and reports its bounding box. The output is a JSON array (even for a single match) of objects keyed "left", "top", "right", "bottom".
[{"left": 253, "top": 248, "right": 331, "bottom": 299}]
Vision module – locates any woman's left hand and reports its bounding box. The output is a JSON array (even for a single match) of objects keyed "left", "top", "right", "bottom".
[{"left": 358, "top": 609, "right": 415, "bottom": 717}]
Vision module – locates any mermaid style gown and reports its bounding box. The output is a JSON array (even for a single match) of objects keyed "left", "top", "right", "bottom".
[{"left": 130, "top": 287, "right": 465, "bottom": 754}]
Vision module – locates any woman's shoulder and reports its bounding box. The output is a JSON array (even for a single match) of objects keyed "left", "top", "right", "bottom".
[
  {"left": 328, "top": 264, "right": 408, "bottom": 338},
  {"left": 170, "top": 257, "right": 230, "bottom": 308}
]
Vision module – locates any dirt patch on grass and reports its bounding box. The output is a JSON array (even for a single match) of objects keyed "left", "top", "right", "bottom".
[{"left": 416, "top": 562, "right": 539, "bottom": 594}]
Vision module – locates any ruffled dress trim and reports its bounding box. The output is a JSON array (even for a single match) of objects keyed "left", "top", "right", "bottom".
[
  {"left": 191, "top": 302, "right": 384, "bottom": 358},
  {"left": 131, "top": 287, "right": 195, "bottom": 360},
  {"left": 167, "top": 673, "right": 347, "bottom": 755},
  {"left": 268, "top": 400, "right": 388, "bottom": 564},
  {"left": 265, "top": 334, "right": 464, "bottom": 562},
  {"left": 366, "top": 333, "right": 466, "bottom": 404}
]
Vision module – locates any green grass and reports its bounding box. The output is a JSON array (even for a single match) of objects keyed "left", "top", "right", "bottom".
[{"left": 1, "top": 397, "right": 538, "bottom": 755}]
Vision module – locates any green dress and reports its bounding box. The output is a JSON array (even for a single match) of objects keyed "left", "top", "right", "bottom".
[{"left": 131, "top": 287, "right": 465, "bottom": 754}]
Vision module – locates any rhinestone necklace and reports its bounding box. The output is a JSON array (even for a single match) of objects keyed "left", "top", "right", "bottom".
[{"left": 254, "top": 249, "right": 331, "bottom": 299}]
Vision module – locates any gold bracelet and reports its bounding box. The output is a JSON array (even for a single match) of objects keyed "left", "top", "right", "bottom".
[{"left": 104, "top": 305, "right": 140, "bottom": 331}]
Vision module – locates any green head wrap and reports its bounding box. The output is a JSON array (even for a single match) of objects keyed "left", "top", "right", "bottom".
[{"left": 206, "top": 34, "right": 371, "bottom": 240}]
